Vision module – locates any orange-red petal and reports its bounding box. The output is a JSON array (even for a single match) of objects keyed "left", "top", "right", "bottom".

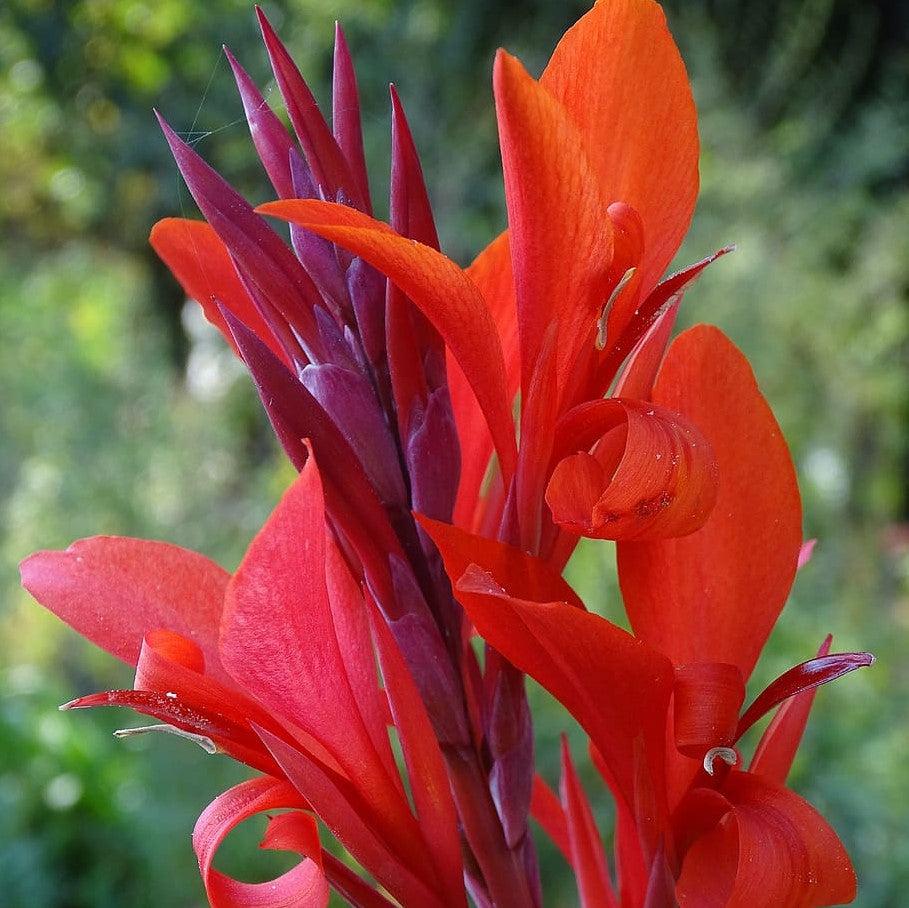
[
  {"left": 618, "top": 326, "right": 802, "bottom": 677},
  {"left": 541, "top": 0, "right": 699, "bottom": 296}
]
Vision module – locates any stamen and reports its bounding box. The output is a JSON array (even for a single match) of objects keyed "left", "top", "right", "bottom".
[
  {"left": 113, "top": 724, "right": 219, "bottom": 754},
  {"left": 595, "top": 267, "right": 636, "bottom": 350},
  {"left": 703, "top": 745, "right": 737, "bottom": 776}
]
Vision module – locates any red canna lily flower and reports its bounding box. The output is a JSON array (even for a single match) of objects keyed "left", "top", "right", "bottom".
[
  {"left": 20, "top": 0, "right": 872, "bottom": 905},
  {"left": 428, "top": 322, "right": 873, "bottom": 906}
]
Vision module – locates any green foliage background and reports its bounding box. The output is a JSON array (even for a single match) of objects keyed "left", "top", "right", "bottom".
[{"left": 1, "top": 0, "right": 906, "bottom": 904}]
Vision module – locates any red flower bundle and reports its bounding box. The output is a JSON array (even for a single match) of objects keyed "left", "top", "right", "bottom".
[{"left": 21, "top": 2, "right": 872, "bottom": 905}]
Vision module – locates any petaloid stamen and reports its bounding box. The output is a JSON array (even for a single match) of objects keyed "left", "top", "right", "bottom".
[
  {"left": 703, "top": 745, "right": 737, "bottom": 776},
  {"left": 113, "top": 724, "right": 219, "bottom": 754}
]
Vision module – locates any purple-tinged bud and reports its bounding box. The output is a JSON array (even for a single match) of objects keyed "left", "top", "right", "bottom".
[
  {"left": 311, "top": 306, "right": 358, "bottom": 373},
  {"left": 224, "top": 46, "right": 295, "bottom": 199},
  {"left": 386, "top": 555, "right": 469, "bottom": 746},
  {"left": 223, "top": 310, "right": 403, "bottom": 583},
  {"left": 288, "top": 149, "right": 352, "bottom": 320},
  {"left": 256, "top": 6, "right": 363, "bottom": 210},
  {"left": 333, "top": 23, "right": 372, "bottom": 215},
  {"left": 407, "top": 386, "right": 461, "bottom": 522},
  {"left": 301, "top": 363, "right": 407, "bottom": 507},
  {"left": 487, "top": 664, "right": 534, "bottom": 848},
  {"left": 156, "top": 112, "right": 325, "bottom": 362},
  {"left": 347, "top": 256, "right": 388, "bottom": 372}
]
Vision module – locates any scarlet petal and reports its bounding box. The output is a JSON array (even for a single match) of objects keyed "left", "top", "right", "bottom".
[
  {"left": 257, "top": 199, "right": 518, "bottom": 483},
  {"left": 618, "top": 326, "right": 802, "bottom": 677},
  {"left": 193, "top": 776, "right": 328, "bottom": 908},
  {"left": 560, "top": 738, "right": 618, "bottom": 908},
  {"left": 530, "top": 775, "right": 572, "bottom": 866},
  {"left": 677, "top": 772, "right": 856, "bottom": 908},
  {"left": 493, "top": 49, "right": 612, "bottom": 399},
  {"left": 367, "top": 595, "right": 465, "bottom": 903},
  {"left": 221, "top": 452, "right": 408, "bottom": 826},
  {"left": 20, "top": 537, "right": 228, "bottom": 677},
  {"left": 417, "top": 515, "right": 584, "bottom": 609},
  {"left": 453, "top": 567, "right": 674, "bottom": 825},
  {"left": 259, "top": 728, "right": 445, "bottom": 908},
  {"left": 452, "top": 231, "right": 519, "bottom": 530},
  {"left": 151, "top": 218, "right": 291, "bottom": 364},
  {"left": 612, "top": 300, "right": 679, "bottom": 401},
  {"left": 547, "top": 399, "right": 718, "bottom": 540},
  {"left": 541, "top": 0, "right": 699, "bottom": 296}
]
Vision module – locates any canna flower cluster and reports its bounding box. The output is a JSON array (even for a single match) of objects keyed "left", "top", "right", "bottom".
[{"left": 21, "top": 1, "right": 874, "bottom": 905}]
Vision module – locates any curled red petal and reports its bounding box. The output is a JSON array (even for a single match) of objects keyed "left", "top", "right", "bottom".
[
  {"left": 547, "top": 399, "right": 718, "bottom": 540},
  {"left": 673, "top": 662, "right": 745, "bottom": 758},
  {"left": 677, "top": 772, "right": 856, "bottom": 908},
  {"left": 258, "top": 728, "right": 444, "bottom": 908},
  {"left": 193, "top": 776, "right": 328, "bottom": 908}
]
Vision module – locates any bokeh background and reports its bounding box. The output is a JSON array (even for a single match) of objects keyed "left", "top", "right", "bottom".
[{"left": 1, "top": 0, "right": 907, "bottom": 904}]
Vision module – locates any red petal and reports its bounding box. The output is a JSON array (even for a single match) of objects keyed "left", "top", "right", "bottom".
[
  {"left": 257, "top": 199, "right": 518, "bottom": 484},
  {"left": 20, "top": 537, "right": 228, "bottom": 677},
  {"left": 494, "top": 49, "right": 612, "bottom": 402},
  {"left": 221, "top": 452, "right": 412, "bottom": 829},
  {"left": 530, "top": 774, "right": 572, "bottom": 866},
  {"left": 547, "top": 399, "right": 718, "bottom": 540},
  {"left": 540, "top": 0, "right": 699, "bottom": 296},
  {"left": 417, "top": 515, "right": 584, "bottom": 610},
  {"left": 560, "top": 738, "right": 618, "bottom": 908},
  {"left": 736, "top": 647, "right": 874, "bottom": 743},
  {"left": 452, "top": 231, "right": 520, "bottom": 530},
  {"left": 677, "top": 772, "right": 856, "bottom": 907},
  {"left": 193, "top": 776, "right": 329, "bottom": 908},
  {"left": 149, "top": 218, "right": 290, "bottom": 366},
  {"left": 452, "top": 566, "right": 674, "bottom": 828},
  {"left": 618, "top": 326, "right": 802, "bottom": 677},
  {"left": 612, "top": 300, "right": 679, "bottom": 401}
]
